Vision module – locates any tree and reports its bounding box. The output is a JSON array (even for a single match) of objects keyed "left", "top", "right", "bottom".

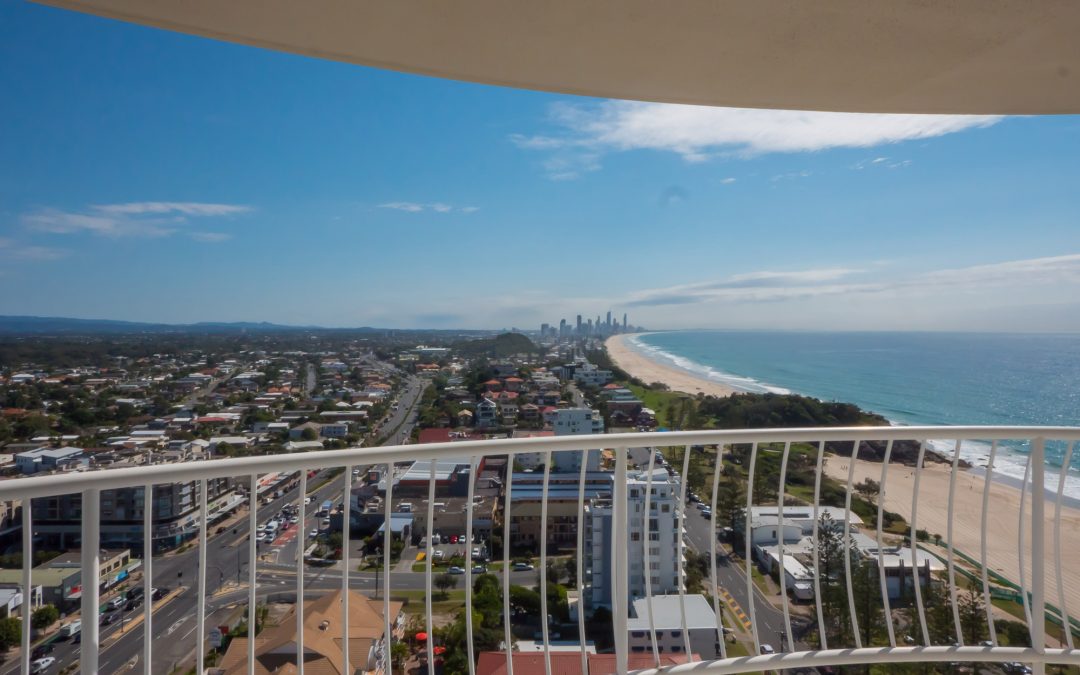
[
  {"left": 434, "top": 573, "right": 458, "bottom": 598},
  {"left": 31, "top": 605, "right": 59, "bottom": 631},
  {"left": 301, "top": 427, "right": 319, "bottom": 441},
  {"left": 0, "top": 617, "right": 20, "bottom": 651},
  {"left": 958, "top": 587, "right": 989, "bottom": 645},
  {"left": 854, "top": 478, "right": 881, "bottom": 506},
  {"left": 391, "top": 641, "right": 409, "bottom": 670},
  {"left": 715, "top": 475, "right": 746, "bottom": 531}
]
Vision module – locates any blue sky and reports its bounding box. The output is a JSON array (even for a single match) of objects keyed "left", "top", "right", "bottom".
[{"left": 3, "top": 2, "right": 1080, "bottom": 331}]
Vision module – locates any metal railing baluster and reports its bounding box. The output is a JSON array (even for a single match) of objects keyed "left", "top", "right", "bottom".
[
  {"left": 777, "top": 441, "right": 794, "bottom": 653},
  {"left": 197, "top": 479, "right": 208, "bottom": 674},
  {"left": 502, "top": 458, "right": 514, "bottom": 675},
  {"left": 812, "top": 440, "right": 827, "bottom": 651},
  {"left": 643, "top": 450, "right": 659, "bottom": 666},
  {"left": 1031, "top": 438, "right": 1047, "bottom": 675},
  {"left": 947, "top": 439, "right": 965, "bottom": 645},
  {"left": 297, "top": 470, "right": 307, "bottom": 675},
  {"left": 81, "top": 488, "right": 101, "bottom": 675},
  {"left": 744, "top": 442, "right": 760, "bottom": 654},
  {"left": 425, "top": 460, "right": 435, "bottom": 675},
  {"left": 384, "top": 462, "right": 394, "bottom": 675},
  {"left": 843, "top": 440, "right": 862, "bottom": 648},
  {"left": 20, "top": 498, "right": 30, "bottom": 675},
  {"left": 981, "top": 441, "right": 999, "bottom": 646},
  {"left": 248, "top": 473, "right": 258, "bottom": 675},
  {"left": 911, "top": 442, "right": 930, "bottom": 646},
  {"left": 343, "top": 465, "right": 352, "bottom": 675},
  {"left": 1020, "top": 452, "right": 1034, "bottom": 631},
  {"left": 465, "top": 455, "right": 478, "bottom": 675},
  {"left": 613, "top": 446, "right": 629, "bottom": 675},
  {"left": 577, "top": 449, "right": 589, "bottom": 675},
  {"left": 143, "top": 483, "right": 154, "bottom": 675},
  {"left": 1054, "top": 441, "right": 1076, "bottom": 650},
  {"left": 249, "top": 473, "right": 258, "bottom": 675},
  {"left": 876, "top": 440, "right": 896, "bottom": 647},
  {"left": 677, "top": 444, "right": 693, "bottom": 658},
  {"left": 539, "top": 451, "right": 553, "bottom": 675},
  {"left": 709, "top": 444, "right": 727, "bottom": 660}
]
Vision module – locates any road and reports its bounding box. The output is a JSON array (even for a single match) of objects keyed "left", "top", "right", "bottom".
[
  {"left": 681, "top": 503, "right": 809, "bottom": 652},
  {"left": 6, "top": 370, "right": 429, "bottom": 675}
]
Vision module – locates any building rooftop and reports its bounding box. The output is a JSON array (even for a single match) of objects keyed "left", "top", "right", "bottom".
[{"left": 627, "top": 594, "right": 717, "bottom": 631}]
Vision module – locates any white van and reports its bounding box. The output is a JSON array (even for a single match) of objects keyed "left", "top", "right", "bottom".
[{"left": 61, "top": 620, "right": 81, "bottom": 638}]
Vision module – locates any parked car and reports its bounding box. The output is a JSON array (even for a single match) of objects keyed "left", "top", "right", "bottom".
[
  {"left": 472, "top": 564, "right": 487, "bottom": 574},
  {"left": 151, "top": 588, "right": 165, "bottom": 601},
  {"left": 309, "top": 529, "right": 319, "bottom": 538},
  {"left": 30, "top": 656, "right": 56, "bottom": 674},
  {"left": 432, "top": 550, "right": 445, "bottom": 560},
  {"left": 100, "top": 611, "right": 119, "bottom": 626},
  {"left": 31, "top": 644, "right": 54, "bottom": 660},
  {"left": 447, "top": 566, "right": 465, "bottom": 574},
  {"left": 108, "top": 596, "right": 125, "bottom": 610}
]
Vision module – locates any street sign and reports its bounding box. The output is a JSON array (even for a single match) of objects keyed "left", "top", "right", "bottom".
[{"left": 208, "top": 628, "right": 224, "bottom": 648}]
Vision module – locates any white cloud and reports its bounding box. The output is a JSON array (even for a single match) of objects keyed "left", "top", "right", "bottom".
[
  {"left": 720, "top": 177, "right": 737, "bottom": 184},
  {"left": 92, "top": 202, "right": 252, "bottom": 217},
  {"left": 378, "top": 202, "right": 480, "bottom": 214},
  {"left": 189, "top": 231, "right": 232, "bottom": 243},
  {"left": 23, "top": 201, "right": 250, "bottom": 238},
  {"left": 623, "top": 254, "right": 1080, "bottom": 308},
  {"left": 514, "top": 100, "right": 1003, "bottom": 175}
]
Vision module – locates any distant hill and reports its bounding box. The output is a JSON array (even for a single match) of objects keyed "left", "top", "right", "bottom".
[
  {"left": 0, "top": 315, "right": 343, "bottom": 335},
  {"left": 453, "top": 332, "right": 538, "bottom": 358}
]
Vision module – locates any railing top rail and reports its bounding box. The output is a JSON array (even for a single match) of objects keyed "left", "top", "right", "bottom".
[{"left": 3, "top": 425, "right": 1079, "bottom": 499}]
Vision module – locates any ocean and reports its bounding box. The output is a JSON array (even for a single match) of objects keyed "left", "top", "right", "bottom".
[{"left": 628, "top": 330, "right": 1080, "bottom": 497}]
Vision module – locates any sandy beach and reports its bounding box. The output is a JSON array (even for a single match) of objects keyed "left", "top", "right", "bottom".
[
  {"left": 606, "top": 333, "right": 736, "bottom": 397},
  {"left": 824, "top": 454, "right": 1080, "bottom": 622}
]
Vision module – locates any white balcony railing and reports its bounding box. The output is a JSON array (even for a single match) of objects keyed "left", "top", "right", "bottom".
[{"left": 2, "top": 426, "right": 1079, "bottom": 675}]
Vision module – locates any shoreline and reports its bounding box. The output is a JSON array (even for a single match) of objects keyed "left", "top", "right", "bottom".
[{"left": 605, "top": 333, "right": 737, "bottom": 397}]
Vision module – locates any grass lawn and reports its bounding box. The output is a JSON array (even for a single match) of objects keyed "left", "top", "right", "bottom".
[{"left": 393, "top": 589, "right": 466, "bottom": 615}]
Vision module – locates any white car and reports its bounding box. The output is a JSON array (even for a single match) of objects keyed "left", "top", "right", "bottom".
[
  {"left": 432, "top": 550, "right": 445, "bottom": 560},
  {"left": 31, "top": 657, "right": 56, "bottom": 673},
  {"left": 309, "top": 529, "right": 319, "bottom": 538},
  {"left": 447, "top": 566, "right": 465, "bottom": 574}
]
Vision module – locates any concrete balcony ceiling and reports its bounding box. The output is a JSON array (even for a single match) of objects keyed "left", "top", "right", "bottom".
[{"left": 37, "top": 0, "right": 1080, "bottom": 114}]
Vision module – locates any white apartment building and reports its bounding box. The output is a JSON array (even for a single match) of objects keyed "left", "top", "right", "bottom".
[
  {"left": 585, "top": 468, "right": 683, "bottom": 610},
  {"left": 515, "top": 408, "right": 605, "bottom": 472},
  {"left": 627, "top": 595, "right": 719, "bottom": 659}
]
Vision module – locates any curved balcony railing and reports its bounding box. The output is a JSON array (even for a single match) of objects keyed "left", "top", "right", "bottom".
[{"left": 1, "top": 426, "right": 1079, "bottom": 675}]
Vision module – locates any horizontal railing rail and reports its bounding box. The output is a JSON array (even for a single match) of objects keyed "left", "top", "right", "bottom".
[{"left": 4, "top": 425, "right": 1079, "bottom": 675}]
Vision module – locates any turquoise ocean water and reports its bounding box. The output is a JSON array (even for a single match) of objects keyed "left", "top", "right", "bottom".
[{"left": 628, "top": 330, "right": 1080, "bottom": 496}]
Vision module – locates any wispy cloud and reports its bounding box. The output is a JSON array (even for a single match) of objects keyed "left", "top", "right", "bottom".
[
  {"left": 623, "top": 254, "right": 1080, "bottom": 307},
  {"left": 771, "top": 170, "right": 812, "bottom": 182},
  {"left": 719, "top": 177, "right": 737, "bottom": 185},
  {"left": 92, "top": 202, "right": 252, "bottom": 217},
  {"left": 514, "top": 101, "right": 1002, "bottom": 177},
  {"left": 852, "top": 156, "right": 913, "bottom": 170},
  {"left": 0, "top": 238, "right": 68, "bottom": 262},
  {"left": 378, "top": 202, "right": 479, "bottom": 214},
  {"left": 22, "top": 201, "right": 251, "bottom": 238}
]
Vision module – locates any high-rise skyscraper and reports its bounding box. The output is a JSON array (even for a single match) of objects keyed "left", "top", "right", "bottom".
[
  {"left": 541, "top": 323, "right": 550, "bottom": 336},
  {"left": 559, "top": 318, "right": 567, "bottom": 337},
  {"left": 623, "top": 313, "right": 628, "bottom": 332},
  {"left": 576, "top": 314, "right": 583, "bottom": 335},
  {"left": 606, "top": 311, "right": 612, "bottom": 328}
]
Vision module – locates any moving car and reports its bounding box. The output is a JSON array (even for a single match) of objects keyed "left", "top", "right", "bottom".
[
  {"left": 447, "top": 566, "right": 465, "bottom": 574},
  {"left": 513, "top": 562, "right": 535, "bottom": 571},
  {"left": 30, "top": 656, "right": 56, "bottom": 673},
  {"left": 760, "top": 644, "right": 775, "bottom": 655},
  {"left": 31, "top": 644, "right": 54, "bottom": 660},
  {"left": 108, "top": 596, "right": 125, "bottom": 610},
  {"left": 309, "top": 529, "right": 319, "bottom": 538}
]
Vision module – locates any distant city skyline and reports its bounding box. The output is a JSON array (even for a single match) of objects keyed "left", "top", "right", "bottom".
[{"left": 2, "top": 3, "right": 1080, "bottom": 332}]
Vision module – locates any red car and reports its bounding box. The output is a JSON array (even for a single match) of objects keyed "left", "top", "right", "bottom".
[{"left": 449, "top": 535, "right": 458, "bottom": 544}]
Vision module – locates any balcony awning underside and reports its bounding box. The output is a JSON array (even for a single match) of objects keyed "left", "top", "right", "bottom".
[{"left": 37, "top": 0, "right": 1080, "bottom": 114}]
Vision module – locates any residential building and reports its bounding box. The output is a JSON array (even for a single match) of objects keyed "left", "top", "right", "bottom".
[
  {"left": 585, "top": 468, "right": 683, "bottom": 610},
  {"left": 219, "top": 589, "right": 403, "bottom": 675},
  {"left": 627, "top": 595, "right": 719, "bottom": 659}
]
